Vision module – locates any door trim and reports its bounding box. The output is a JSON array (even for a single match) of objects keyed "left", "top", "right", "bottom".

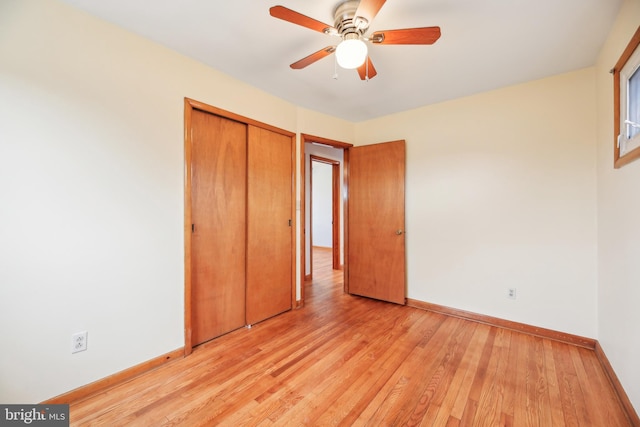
[
  {"left": 300, "top": 134, "right": 353, "bottom": 306},
  {"left": 309, "top": 155, "right": 341, "bottom": 275},
  {"left": 184, "top": 98, "right": 296, "bottom": 355}
]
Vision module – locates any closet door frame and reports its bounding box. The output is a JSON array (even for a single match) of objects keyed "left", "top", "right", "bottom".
[{"left": 183, "top": 98, "right": 296, "bottom": 355}]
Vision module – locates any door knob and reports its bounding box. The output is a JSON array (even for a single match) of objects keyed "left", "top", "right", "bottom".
[{"left": 395, "top": 229, "right": 404, "bottom": 235}]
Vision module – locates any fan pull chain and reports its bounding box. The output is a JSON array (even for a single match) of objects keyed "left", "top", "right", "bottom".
[
  {"left": 365, "top": 56, "right": 369, "bottom": 82},
  {"left": 333, "top": 53, "right": 338, "bottom": 80}
]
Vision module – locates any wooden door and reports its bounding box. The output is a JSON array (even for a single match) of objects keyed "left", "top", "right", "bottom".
[
  {"left": 191, "top": 110, "right": 247, "bottom": 345},
  {"left": 246, "top": 125, "right": 293, "bottom": 325},
  {"left": 348, "top": 140, "right": 406, "bottom": 304}
]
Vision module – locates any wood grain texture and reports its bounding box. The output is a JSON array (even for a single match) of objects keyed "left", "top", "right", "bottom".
[
  {"left": 246, "top": 125, "right": 293, "bottom": 325},
  {"left": 372, "top": 26, "right": 441, "bottom": 45},
  {"left": 190, "top": 110, "right": 247, "bottom": 345},
  {"left": 357, "top": 57, "right": 378, "bottom": 80},
  {"left": 407, "top": 299, "right": 597, "bottom": 349},
  {"left": 595, "top": 341, "right": 640, "bottom": 426},
  {"left": 355, "top": 0, "right": 387, "bottom": 26},
  {"left": 331, "top": 162, "right": 340, "bottom": 270},
  {"left": 183, "top": 99, "right": 194, "bottom": 355},
  {"left": 184, "top": 98, "right": 297, "bottom": 355},
  {"left": 348, "top": 140, "right": 406, "bottom": 304},
  {"left": 269, "top": 5, "right": 334, "bottom": 34},
  {"left": 68, "top": 250, "right": 634, "bottom": 426},
  {"left": 290, "top": 46, "right": 336, "bottom": 70}
]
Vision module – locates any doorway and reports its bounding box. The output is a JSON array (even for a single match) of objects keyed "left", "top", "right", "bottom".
[
  {"left": 300, "top": 134, "right": 352, "bottom": 305},
  {"left": 300, "top": 135, "right": 407, "bottom": 308},
  {"left": 310, "top": 156, "right": 341, "bottom": 274}
]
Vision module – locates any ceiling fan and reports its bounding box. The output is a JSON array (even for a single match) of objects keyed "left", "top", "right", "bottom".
[{"left": 269, "top": 0, "right": 441, "bottom": 80}]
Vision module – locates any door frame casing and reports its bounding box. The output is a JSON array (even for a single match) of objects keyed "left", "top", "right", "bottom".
[
  {"left": 309, "top": 155, "right": 341, "bottom": 276},
  {"left": 184, "top": 98, "right": 296, "bottom": 355}
]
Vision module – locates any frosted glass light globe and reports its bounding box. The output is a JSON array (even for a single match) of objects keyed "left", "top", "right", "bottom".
[{"left": 335, "top": 39, "right": 367, "bottom": 69}]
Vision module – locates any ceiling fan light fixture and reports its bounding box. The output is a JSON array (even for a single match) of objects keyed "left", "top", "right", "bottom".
[{"left": 335, "top": 38, "right": 367, "bottom": 69}]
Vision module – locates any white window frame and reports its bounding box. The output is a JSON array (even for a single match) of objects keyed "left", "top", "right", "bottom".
[
  {"left": 619, "top": 49, "right": 640, "bottom": 154},
  {"left": 614, "top": 26, "right": 640, "bottom": 168}
]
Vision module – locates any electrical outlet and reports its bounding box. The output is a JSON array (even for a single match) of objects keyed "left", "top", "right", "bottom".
[
  {"left": 507, "top": 288, "right": 517, "bottom": 300},
  {"left": 71, "top": 331, "right": 88, "bottom": 354}
]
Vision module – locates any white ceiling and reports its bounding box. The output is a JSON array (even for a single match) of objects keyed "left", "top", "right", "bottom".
[{"left": 58, "top": 0, "right": 622, "bottom": 122}]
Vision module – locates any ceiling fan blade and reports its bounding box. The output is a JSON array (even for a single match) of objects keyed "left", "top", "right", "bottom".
[
  {"left": 354, "top": 0, "right": 387, "bottom": 27},
  {"left": 357, "top": 57, "right": 378, "bottom": 80},
  {"left": 290, "top": 47, "right": 336, "bottom": 69},
  {"left": 270, "top": 6, "right": 335, "bottom": 34},
  {"left": 371, "top": 27, "right": 441, "bottom": 45}
]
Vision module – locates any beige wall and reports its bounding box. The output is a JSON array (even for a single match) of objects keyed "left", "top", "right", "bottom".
[
  {"left": 596, "top": 0, "right": 640, "bottom": 412},
  {"left": 355, "top": 69, "right": 599, "bottom": 338},
  {"left": 1, "top": 0, "right": 637, "bottom": 414},
  {"left": 0, "top": 0, "right": 351, "bottom": 403}
]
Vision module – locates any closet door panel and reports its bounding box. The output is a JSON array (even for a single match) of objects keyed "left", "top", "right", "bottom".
[
  {"left": 246, "top": 125, "right": 293, "bottom": 325},
  {"left": 191, "top": 110, "right": 247, "bottom": 345}
]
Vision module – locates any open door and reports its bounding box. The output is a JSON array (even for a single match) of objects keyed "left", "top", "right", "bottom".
[{"left": 347, "top": 140, "right": 406, "bottom": 304}]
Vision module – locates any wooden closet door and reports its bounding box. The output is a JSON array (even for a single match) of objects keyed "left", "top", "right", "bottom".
[
  {"left": 191, "top": 110, "right": 247, "bottom": 345},
  {"left": 246, "top": 125, "right": 293, "bottom": 325}
]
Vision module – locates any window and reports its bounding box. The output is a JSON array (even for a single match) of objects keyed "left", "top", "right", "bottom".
[{"left": 614, "top": 26, "right": 640, "bottom": 168}]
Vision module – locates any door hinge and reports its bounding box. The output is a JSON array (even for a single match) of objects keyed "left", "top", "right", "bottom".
[
  {"left": 192, "top": 224, "right": 195, "bottom": 233},
  {"left": 288, "top": 219, "right": 292, "bottom": 227}
]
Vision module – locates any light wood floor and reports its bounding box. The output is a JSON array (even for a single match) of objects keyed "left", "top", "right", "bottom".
[{"left": 70, "top": 248, "right": 631, "bottom": 426}]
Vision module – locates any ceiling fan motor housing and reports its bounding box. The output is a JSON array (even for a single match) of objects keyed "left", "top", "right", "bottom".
[{"left": 333, "top": 0, "right": 367, "bottom": 39}]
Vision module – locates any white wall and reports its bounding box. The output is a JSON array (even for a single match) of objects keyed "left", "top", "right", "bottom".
[
  {"left": 356, "top": 69, "right": 599, "bottom": 338},
  {"left": 595, "top": 0, "right": 640, "bottom": 412},
  {"left": 311, "top": 162, "right": 334, "bottom": 248},
  {"left": 0, "top": 0, "right": 352, "bottom": 403}
]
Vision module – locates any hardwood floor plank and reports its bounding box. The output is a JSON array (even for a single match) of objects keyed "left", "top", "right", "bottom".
[
  {"left": 523, "top": 335, "right": 547, "bottom": 426},
  {"left": 446, "top": 415, "right": 461, "bottom": 427},
  {"left": 281, "top": 311, "right": 427, "bottom": 424},
  {"left": 354, "top": 317, "right": 467, "bottom": 424},
  {"left": 313, "top": 308, "right": 444, "bottom": 425},
  {"left": 569, "top": 345, "right": 621, "bottom": 427},
  {"left": 403, "top": 319, "right": 478, "bottom": 425},
  {"left": 512, "top": 333, "right": 535, "bottom": 427},
  {"left": 541, "top": 339, "right": 566, "bottom": 426},
  {"left": 580, "top": 347, "right": 632, "bottom": 426},
  {"left": 434, "top": 324, "right": 491, "bottom": 424},
  {"left": 473, "top": 328, "right": 511, "bottom": 426},
  {"left": 67, "top": 249, "right": 633, "bottom": 426},
  {"left": 499, "top": 326, "right": 520, "bottom": 422},
  {"left": 552, "top": 340, "right": 583, "bottom": 426},
  {"left": 467, "top": 326, "right": 499, "bottom": 405},
  {"left": 459, "top": 398, "right": 479, "bottom": 427}
]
